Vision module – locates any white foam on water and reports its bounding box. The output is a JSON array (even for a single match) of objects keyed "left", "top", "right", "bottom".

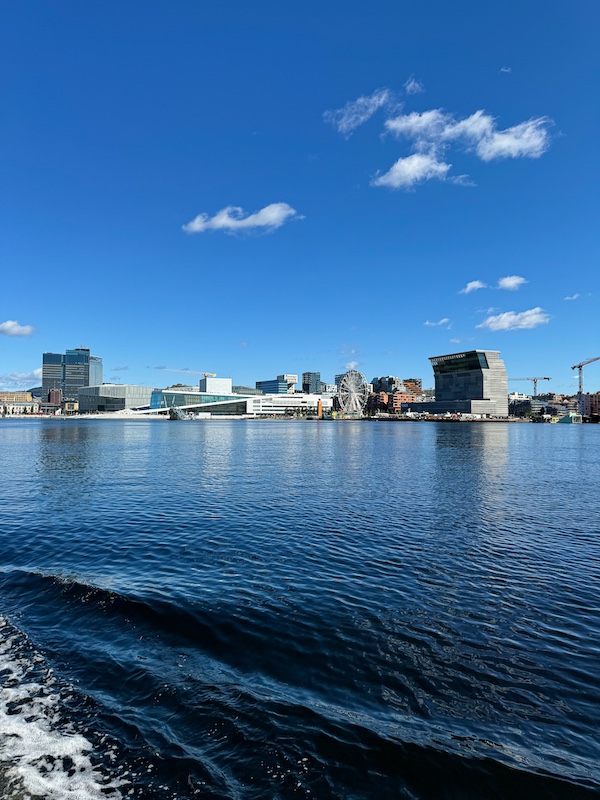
[{"left": 0, "top": 616, "right": 126, "bottom": 799}]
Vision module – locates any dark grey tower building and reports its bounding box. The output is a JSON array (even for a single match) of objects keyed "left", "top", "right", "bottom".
[
  {"left": 402, "top": 350, "right": 508, "bottom": 417},
  {"left": 302, "top": 372, "right": 321, "bottom": 394},
  {"left": 42, "top": 347, "right": 103, "bottom": 401}
]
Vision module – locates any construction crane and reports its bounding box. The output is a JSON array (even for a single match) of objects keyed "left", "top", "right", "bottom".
[
  {"left": 510, "top": 377, "right": 551, "bottom": 396},
  {"left": 571, "top": 357, "right": 600, "bottom": 414},
  {"left": 164, "top": 369, "right": 216, "bottom": 377}
]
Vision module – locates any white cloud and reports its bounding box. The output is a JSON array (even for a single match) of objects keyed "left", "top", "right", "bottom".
[
  {"left": 0, "top": 320, "right": 35, "bottom": 336},
  {"left": 182, "top": 203, "right": 302, "bottom": 234},
  {"left": 384, "top": 109, "right": 449, "bottom": 143},
  {"left": 564, "top": 293, "right": 580, "bottom": 301},
  {"left": 404, "top": 76, "right": 425, "bottom": 95},
  {"left": 0, "top": 368, "right": 42, "bottom": 391},
  {"left": 385, "top": 108, "right": 552, "bottom": 162},
  {"left": 329, "top": 90, "right": 553, "bottom": 190},
  {"left": 477, "top": 307, "right": 550, "bottom": 331},
  {"left": 459, "top": 280, "right": 487, "bottom": 294},
  {"left": 475, "top": 118, "right": 551, "bottom": 161},
  {"left": 497, "top": 275, "right": 527, "bottom": 291},
  {"left": 450, "top": 338, "right": 461, "bottom": 344},
  {"left": 323, "top": 89, "right": 394, "bottom": 136},
  {"left": 345, "top": 360, "right": 359, "bottom": 370},
  {"left": 372, "top": 151, "right": 451, "bottom": 189},
  {"left": 500, "top": 66, "right": 512, "bottom": 73},
  {"left": 424, "top": 318, "right": 450, "bottom": 327}
]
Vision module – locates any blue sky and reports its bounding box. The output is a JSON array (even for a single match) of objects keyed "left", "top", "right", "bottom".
[{"left": 1, "top": 1, "right": 599, "bottom": 394}]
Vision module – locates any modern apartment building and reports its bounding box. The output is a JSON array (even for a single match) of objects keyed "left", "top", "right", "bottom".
[
  {"left": 42, "top": 347, "right": 103, "bottom": 401},
  {"left": 371, "top": 376, "right": 404, "bottom": 393},
  {"left": 302, "top": 372, "right": 321, "bottom": 394}
]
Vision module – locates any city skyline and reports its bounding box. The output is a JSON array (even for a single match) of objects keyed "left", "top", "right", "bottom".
[{"left": 1, "top": 2, "right": 598, "bottom": 394}]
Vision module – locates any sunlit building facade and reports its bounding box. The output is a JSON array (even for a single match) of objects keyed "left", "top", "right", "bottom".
[
  {"left": 79, "top": 384, "right": 154, "bottom": 413},
  {"left": 146, "top": 388, "right": 332, "bottom": 417}
]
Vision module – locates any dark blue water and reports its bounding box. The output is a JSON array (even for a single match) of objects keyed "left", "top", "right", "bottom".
[{"left": 0, "top": 418, "right": 598, "bottom": 799}]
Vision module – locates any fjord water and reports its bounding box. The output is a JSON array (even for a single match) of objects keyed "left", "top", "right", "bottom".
[{"left": 0, "top": 419, "right": 598, "bottom": 799}]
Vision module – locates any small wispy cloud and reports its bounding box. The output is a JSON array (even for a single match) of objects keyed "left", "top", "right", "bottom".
[
  {"left": 500, "top": 66, "right": 512, "bottom": 74},
  {"left": 0, "top": 320, "right": 35, "bottom": 337},
  {"left": 424, "top": 317, "right": 450, "bottom": 327},
  {"left": 0, "top": 368, "right": 42, "bottom": 391},
  {"left": 498, "top": 275, "right": 527, "bottom": 291},
  {"left": 182, "top": 203, "right": 302, "bottom": 234},
  {"left": 450, "top": 338, "right": 461, "bottom": 344},
  {"left": 564, "top": 293, "right": 580, "bottom": 301},
  {"left": 404, "top": 76, "right": 425, "bottom": 95},
  {"left": 477, "top": 307, "right": 550, "bottom": 331},
  {"left": 372, "top": 151, "right": 451, "bottom": 189},
  {"left": 459, "top": 280, "right": 487, "bottom": 294},
  {"left": 112, "top": 366, "right": 129, "bottom": 372},
  {"left": 345, "top": 360, "right": 359, "bottom": 370},
  {"left": 323, "top": 89, "right": 396, "bottom": 136}
]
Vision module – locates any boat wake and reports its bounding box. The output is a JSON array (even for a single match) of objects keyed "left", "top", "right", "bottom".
[{"left": 0, "top": 615, "right": 125, "bottom": 800}]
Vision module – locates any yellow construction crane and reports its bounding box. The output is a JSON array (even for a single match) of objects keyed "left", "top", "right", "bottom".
[
  {"left": 571, "top": 357, "right": 600, "bottom": 414},
  {"left": 510, "top": 377, "right": 551, "bottom": 396},
  {"left": 164, "top": 369, "right": 216, "bottom": 377}
]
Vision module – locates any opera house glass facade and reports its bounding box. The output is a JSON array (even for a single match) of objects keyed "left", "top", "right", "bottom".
[{"left": 150, "top": 389, "right": 251, "bottom": 416}]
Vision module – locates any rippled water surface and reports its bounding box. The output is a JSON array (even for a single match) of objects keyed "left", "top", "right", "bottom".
[{"left": 1, "top": 418, "right": 599, "bottom": 799}]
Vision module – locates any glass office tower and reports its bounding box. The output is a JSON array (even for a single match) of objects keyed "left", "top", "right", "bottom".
[{"left": 42, "top": 347, "right": 103, "bottom": 401}]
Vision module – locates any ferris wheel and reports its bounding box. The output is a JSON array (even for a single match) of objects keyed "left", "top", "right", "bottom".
[{"left": 337, "top": 369, "right": 369, "bottom": 416}]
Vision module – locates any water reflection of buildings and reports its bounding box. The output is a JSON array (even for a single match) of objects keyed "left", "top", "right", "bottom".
[{"left": 432, "top": 423, "right": 510, "bottom": 533}]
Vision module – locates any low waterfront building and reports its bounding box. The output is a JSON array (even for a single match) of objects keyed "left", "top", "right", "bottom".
[
  {"left": 0, "top": 391, "right": 34, "bottom": 404},
  {"left": 402, "top": 350, "right": 509, "bottom": 417},
  {"left": 247, "top": 393, "right": 332, "bottom": 417},
  {"left": 582, "top": 392, "right": 600, "bottom": 420},
  {"left": 78, "top": 384, "right": 154, "bottom": 413},
  {"left": 1, "top": 399, "right": 40, "bottom": 415},
  {"left": 388, "top": 390, "right": 418, "bottom": 413}
]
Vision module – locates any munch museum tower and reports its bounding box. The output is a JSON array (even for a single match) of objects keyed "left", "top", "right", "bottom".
[{"left": 410, "top": 350, "right": 509, "bottom": 417}]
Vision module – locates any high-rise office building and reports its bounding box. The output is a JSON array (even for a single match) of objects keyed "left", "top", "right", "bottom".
[
  {"left": 42, "top": 347, "right": 103, "bottom": 401},
  {"left": 302, "top": 372, "right": 321, "bottom": 394}
]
